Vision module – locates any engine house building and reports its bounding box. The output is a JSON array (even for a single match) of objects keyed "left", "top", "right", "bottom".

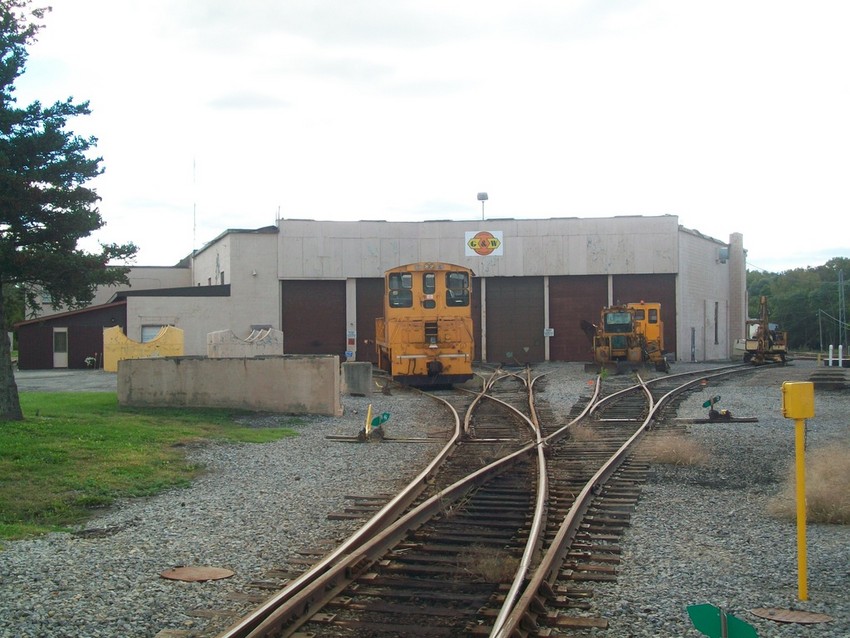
[{"left": 16, "top": 214, "right": 747, "bottom": 369}]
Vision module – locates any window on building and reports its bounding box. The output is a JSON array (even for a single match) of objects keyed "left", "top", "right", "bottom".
[{"left": 141, "top": 325, "right": 168, "bottom": 343}]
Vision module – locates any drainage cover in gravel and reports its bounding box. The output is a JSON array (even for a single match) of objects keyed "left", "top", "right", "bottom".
[
  {"left": 159, "top": 566, "right": 235, "bottom": 582},
  {"left": 750, "top": 608, "right": 834, "bottom": 624}
]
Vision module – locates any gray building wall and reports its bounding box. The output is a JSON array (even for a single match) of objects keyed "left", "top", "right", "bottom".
[
  {"left": 107, "top": 215, "right": 744, "bottom": 363},
  {"left": 31, "top": 265, "right": 191, "bottom": 319},
  {"left": 273, "top": 215, "right": 742, "bottom": 363},
  {"left": 277, "top": 215, "right": 680, "bottom": 279},
  {"left": 126, "top": 229, "right": 281, "bottom": 355},
  {"left": 675, "top": 226, "right": 742, "bottom": 362}
]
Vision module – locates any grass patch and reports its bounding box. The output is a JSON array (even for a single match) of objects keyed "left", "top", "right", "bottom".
[
  {"left": 569, "top": 424, "right": 601, "bottom": 441},
  {"left": 639, "top": 431, "right": 709, "bottom": 466},
  {"left": 0, "top": 392, "right": 301, "bottom": 540},
  {"left": 457, "top": 544, "right": 519, "bottom": 583},
  {"left": 768, "top": 445, "right": 850, "bottom": 524}
]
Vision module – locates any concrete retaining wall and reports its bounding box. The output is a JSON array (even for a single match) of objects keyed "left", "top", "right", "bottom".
[{"left": 118, "top": 355, "right": 341, "bottom": 416}]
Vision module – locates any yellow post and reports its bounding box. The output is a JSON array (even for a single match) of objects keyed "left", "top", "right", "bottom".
[
  {"left": 365, "top": 403, "right": 373, "bottom": 437},
  {"left": 781, "top": 381, "right": 815, "bottom": 602},
  {"left": 794, "top": 417, "right": 808, "bottom": 601}
]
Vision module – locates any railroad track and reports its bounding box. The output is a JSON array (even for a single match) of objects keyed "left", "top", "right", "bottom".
[{"left": 186, "top": 362, "right": 767, "bottom": 637}]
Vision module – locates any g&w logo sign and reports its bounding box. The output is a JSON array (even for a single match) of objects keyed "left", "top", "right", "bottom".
[{"left": 465, "top": 230, "right": 504, "bottom": 256}]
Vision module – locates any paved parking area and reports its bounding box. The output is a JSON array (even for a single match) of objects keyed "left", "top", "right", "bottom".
[{"left": 13, "top": 369, "right": 118, "bottom": 392}]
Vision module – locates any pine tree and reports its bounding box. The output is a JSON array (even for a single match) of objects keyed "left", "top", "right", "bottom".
[{"left": 0, "top": 1, "right": 137, "bottom": 420}]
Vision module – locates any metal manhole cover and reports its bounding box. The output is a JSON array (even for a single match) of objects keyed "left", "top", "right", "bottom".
[
  {"left": 160, "top": 566, "right": 235, "bottom": 582},
  {"left": 750, "top": 608, "right": 833, "bottom": 624}
]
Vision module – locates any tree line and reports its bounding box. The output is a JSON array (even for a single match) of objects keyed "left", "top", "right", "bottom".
[{"left": 748, "top": 257, "right": 850, "bottom": 352}]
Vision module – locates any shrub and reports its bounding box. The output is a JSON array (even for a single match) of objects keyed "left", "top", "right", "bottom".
[
  {"left": 768, "top": 446, "right": 850, "bottom": 524},
  {"left": 639, "top": 432, "right": 708, "bottom": 466}
]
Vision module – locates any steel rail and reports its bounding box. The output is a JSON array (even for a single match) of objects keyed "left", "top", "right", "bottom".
[
  {"left": 491, "top": 368, "right": 550, "bottom": 635},
  {"left": 246, "top": 438, "right": 540, "bottom": 637},
  {"left": 492, "top": 364, "right": 759, "bottom": 637},
  {"left": 588, "top": 362, "right": 753, "bottom": 416},
  {"left": 463, "top": 368, "right": 509, "bottom": 436},
  {"left": 459, "top": 366, "right": 552, "bottom": 634},
  {"left": 492, "top": 375, "right": 656, "bottom": 638},
  {"left": 216, "top": 369, "right": 504, "bottom": 638},
  {"left": 234, "top": 368, "right": 544, "bottom": 637}
]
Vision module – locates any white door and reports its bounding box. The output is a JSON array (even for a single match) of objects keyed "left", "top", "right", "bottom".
[{"left": 53, "top": 328, "right": 69, "bottom": 368}]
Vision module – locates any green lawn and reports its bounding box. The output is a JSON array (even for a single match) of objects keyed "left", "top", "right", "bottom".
[{"left": 0, "top": 393, "right": 300, "bottom": 540}]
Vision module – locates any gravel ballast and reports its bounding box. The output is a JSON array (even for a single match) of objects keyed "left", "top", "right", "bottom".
[{"left": 1, "top": 361, "right": 848, "bottom": 637}]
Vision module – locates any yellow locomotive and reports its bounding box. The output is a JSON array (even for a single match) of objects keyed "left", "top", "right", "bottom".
[{"left": 375, "top": 262, "right": 475, "bottom": 386}]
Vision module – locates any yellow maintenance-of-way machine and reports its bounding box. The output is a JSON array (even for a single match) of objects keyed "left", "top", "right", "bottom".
[
  {"left": 743, "top": 295, "right": 788, "bottom": 364},
  {"left": 582, "top": 301, "right": 670, "bottom": 373}
]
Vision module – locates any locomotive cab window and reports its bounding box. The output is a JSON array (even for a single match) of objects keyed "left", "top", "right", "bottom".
[
  {"left": 648, "top": 308, "right": 658, "bottom": 323},
  {"left": 423, "top": 273, "right": 436, "bottom": 294},
  {"left": 445, "top": 272, "right": 469, "bottom": 307},
  {"left": 604, "top": 311, "right": 633, "bottom": 333},
  {"left": 388, "top": 272, "right": 413, "bottom": 308},
  {"left": 422, "top": 273, "right": 436, "bottom": 309}
]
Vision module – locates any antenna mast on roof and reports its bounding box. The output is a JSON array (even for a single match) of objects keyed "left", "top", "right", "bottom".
[{"left": 192, "top": 157, "right": 197, "bottom": 254}]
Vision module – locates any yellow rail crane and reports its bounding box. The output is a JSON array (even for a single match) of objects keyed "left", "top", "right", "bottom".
[
  {"left": 581, "top": 301, "right": 670, "bottom": 373},
  {"left": 743, "top": 295, "right": 788, "bottom": 364}
]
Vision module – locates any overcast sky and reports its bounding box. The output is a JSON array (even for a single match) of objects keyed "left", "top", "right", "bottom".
[{"left": 15, "top": 0, "right": 850, "bottom": 272}]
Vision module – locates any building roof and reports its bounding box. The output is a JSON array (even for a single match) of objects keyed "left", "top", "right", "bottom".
[{"left": 14, "top": 300, "right": 127, "bottom": 328}]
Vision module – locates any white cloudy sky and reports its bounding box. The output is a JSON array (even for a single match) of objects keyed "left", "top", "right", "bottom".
[{"left": 14, "top": 0, "right": 850, "bottom": 272}]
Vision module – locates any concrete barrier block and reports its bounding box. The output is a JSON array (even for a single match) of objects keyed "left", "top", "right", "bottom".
[
  {"left": 118, "top": 355, "right": 341, "bottom": 416},
  {"left": 341, "top": 362, "right": 372, "bottom": 396}
]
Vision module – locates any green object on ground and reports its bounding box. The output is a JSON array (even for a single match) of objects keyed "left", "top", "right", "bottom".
[
  {"left": 702, "top": 395, "right": 721, "bottom": 408},
  {"left": 371, "top": 412, "right": 390, "bottom": 427},
  {"left": 688, "top": 604, "right": 759, "bottom": 638}
]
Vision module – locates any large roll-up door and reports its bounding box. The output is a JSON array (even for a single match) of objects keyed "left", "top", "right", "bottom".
[
  {"left": 485, "top": 277, "right": 544, "bottom": 364},
  {"left": 356, "top": 278, "right": 383, "bottom": 363},
  {"left": 549, "top": 275, "right": 608, "bottom": 361},
  {"left": 612, "top": 274, "right": 677, "bottom": 358},
  {"left": 281, "top": 280, "right": 346, "bottom": 356}
]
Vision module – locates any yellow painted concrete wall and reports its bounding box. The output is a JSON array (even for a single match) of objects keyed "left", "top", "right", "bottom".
[
  {"left": 117, "top": 355, "right": 341, "bottom": 416},
  {"left": 103, "top": 325, "right": 185, "bottom": 372}
]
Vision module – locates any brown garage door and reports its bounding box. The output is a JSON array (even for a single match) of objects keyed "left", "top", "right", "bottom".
[
  {"left": 485, "top": 277, "right": 544, "bottom": 364},
  {"left": 356, "top": 278, "right": 383, "bottom": 363},
  {"left": 281, "top": 280, "right": 346, "bottom": 356},
  {"left": 612, "top": 274, "right": 677, "bottom": 358},
  {"left": 549, "top": 275, "right": 608, "bottom": 361}
]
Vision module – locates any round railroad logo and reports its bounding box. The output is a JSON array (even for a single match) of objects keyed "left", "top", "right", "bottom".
[{"left": 467, "top": 231, "right": 501, "bottom": 256}]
